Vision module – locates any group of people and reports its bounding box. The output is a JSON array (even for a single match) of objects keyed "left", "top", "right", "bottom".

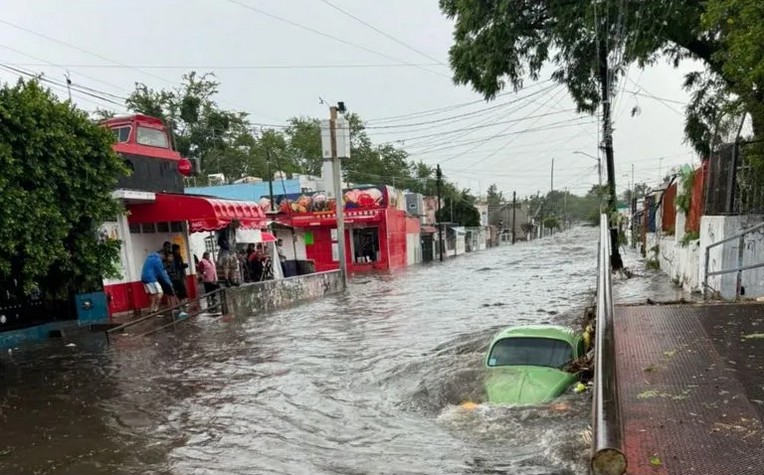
[
  {"left": 140, "top": 241, "right": 189, "bottom": 315},
  {"left": 140, "top": 219, "right": 289, "bottom": 314}
]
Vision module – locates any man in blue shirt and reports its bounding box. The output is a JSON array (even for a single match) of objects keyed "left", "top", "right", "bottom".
[{"left": 141, "top": 250, "right": 175, "bottom": 314}]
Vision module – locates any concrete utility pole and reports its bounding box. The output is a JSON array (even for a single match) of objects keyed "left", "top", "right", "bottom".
[
  {"left": 329, "top": 103, "right": 348, "bottom": 287},
  {"left": 598, "top": 35, "right": 623, "bottom": 270},
  {"left": 436, "top": 164, "right": 444, "bottom": 262},
  {"left": 512, "top": 191, "right": 517, "bottom": 244}
]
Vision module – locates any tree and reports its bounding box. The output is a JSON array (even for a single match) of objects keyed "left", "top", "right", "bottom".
[
  {"left": 438, "top": 0, "right": 764, "bottom": 159},
  {"left": 125, "top": 72, "right": 253, "bottom": 178},
  {"left": 0, "top": 79, "right": 124, "bottom": 297},
  {"left": 486, "top": 183, "right": 505, "bottom": 205}
]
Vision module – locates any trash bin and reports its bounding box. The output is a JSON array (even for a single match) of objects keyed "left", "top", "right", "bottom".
[
  {"left": 296, "top": 260, "right": 316, "bottom": 275},
  {"left": 74, "top": 292, "right": 108, "bottom": 324},
  {"left": 282, "top": 260, "right": 298, "bottom": 278}
]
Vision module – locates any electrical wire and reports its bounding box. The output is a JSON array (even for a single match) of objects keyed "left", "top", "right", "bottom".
[
  {"left": 318, "top": 0, "right": 446, "bottom": 66},
  {"left": 223, "top": 0, "right": 451, "bottom": 79}
]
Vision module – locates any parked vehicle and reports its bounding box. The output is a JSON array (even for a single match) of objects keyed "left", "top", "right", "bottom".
[{"left": 484, "top": 325, "right": 587, "bottom": 405}]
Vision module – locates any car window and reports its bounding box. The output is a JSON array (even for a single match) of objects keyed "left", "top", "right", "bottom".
[
  {"left": 136, "top": 126, "right": 169, "bottom": 148},
  {"left": 487, "top": 337, "right": 574, "bottom": 368}
]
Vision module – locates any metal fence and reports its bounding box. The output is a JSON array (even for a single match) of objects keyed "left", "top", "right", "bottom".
[
  {"left": 705, "top": 142, "right": 764, "bottom": 216},
  {"left": 703, "top": 221, "right": 764, "bottom": 300}
]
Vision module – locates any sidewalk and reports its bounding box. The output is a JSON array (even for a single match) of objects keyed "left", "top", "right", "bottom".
[{"left": 614, "top": 252, "right": 764, "bottom": 474}]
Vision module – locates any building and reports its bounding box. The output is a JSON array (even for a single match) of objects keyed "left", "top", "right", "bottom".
[
  {"left": 273, "top": 185, "right": 421, "bottom": 272},
  {"left": 100, "top": 115, "right": 270, "bottom": 315}
]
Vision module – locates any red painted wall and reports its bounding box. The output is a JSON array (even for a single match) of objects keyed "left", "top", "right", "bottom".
[
  {"left": 105, "top": 274, "right": 197, "bottom": 316},
  {"left": 662, "top": 183, "right": 677, "bottom": 232},
  {"left": 301, "top": 211, "right": 415, "bottom": 272},
  {"left": 687, "top": 162, "right": 707, "bottom": 233}
]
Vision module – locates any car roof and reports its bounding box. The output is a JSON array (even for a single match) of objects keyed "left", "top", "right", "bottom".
[{"left": 489, "top": 324, "right": 581, "bottom": 347}]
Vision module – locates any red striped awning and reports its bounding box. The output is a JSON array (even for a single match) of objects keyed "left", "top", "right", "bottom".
[{"left": 127, "top": 193, "right": 266, "bottom": 232}]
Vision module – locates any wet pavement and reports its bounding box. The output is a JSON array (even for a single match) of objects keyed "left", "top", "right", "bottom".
[
  {"left": 613, "top": 246, "right": 764, "bottom": 474},
  {"left": 1, "top": 227, "right": 619, "bottom": 475}
]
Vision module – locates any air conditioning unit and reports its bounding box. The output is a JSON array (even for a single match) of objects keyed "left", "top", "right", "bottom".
[{"left": 405, "top": 193, "right": 424, "bottom": 216}]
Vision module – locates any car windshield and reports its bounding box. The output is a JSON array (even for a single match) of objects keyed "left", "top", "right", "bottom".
[{"left": 487, "top": 337, "right": 574, "bottom": 368}]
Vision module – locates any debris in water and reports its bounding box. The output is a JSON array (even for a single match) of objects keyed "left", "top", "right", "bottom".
[
  {"left": 459, "top": 401, "right": 479, "bottom": 411},
  {"left": 65, "top": 343, "right": 76, "bottom": 348}
]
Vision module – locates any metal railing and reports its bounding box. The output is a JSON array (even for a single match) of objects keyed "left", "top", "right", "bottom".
[
  {"left": 591, "top": 214, "right": 627, "bottom": 475},
  {"left": 105, "top": 287, "right": 226, "bottom": 342},
  {"left": 703, "top": 221, "right": 764, "bottom": 300}
]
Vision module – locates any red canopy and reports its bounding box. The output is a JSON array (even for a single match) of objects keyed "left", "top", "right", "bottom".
[
  {"left": 127, "top": 193, "right": 266, "bottom": 232},
  {"left": 261, "top": 232, "right": 277, "bottom": 242}
]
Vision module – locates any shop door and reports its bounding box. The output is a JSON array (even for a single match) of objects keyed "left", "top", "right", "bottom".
[{"left": 421, "top": 234, "right": 434, "bottom": 262}]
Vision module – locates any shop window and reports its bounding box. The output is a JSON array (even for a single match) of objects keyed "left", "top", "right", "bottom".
[
  {"left": 129, "top": 223, "right": 141, "bottom": 234},
  {"left": 170, "top": 221, "right": 183, "bottom": 232},
  {"left": 156, "top": 222, "right": 170, "bottom": 233},
  {"left": 352, "top": 228, "right": 379, "bottom": 263},
  {"left": 204, "top": 235, "right": 218, "bottom": 254},
  {"left": 142, "top": 223, "right": 156, "bottom": 233}
]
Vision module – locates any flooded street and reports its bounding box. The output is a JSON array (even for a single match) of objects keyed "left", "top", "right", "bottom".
[{"left": 2, "top": 227, "right": 605, "bottom": 475}]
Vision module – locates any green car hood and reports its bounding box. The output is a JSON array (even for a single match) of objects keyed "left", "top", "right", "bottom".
[{"left": 485, "top": 366, "right": 577, "bottom": 405}]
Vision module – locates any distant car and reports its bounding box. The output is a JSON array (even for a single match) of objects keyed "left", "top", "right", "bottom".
[{"left": 484, "top": 325, "right": 587, "bottom": 405}]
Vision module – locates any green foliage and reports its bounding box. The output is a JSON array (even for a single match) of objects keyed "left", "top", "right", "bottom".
[
  {"left": 438, "top": 0, "right": 764, "bottom": 166},
  {"left": 436, "top": 190, "right": 480, "bottom": 227},
  {"left": 486, "top": 184, "right": 505, "bottom": 205},
  {"left": 543, "top": 216, "right": 560, "bottom": 231},
  {"left": 0, "top": 79, "right": 124, "bottom": 296},
  {"left": 675, "top": 166, "right": 696, "bottom": 215},
  {"left": 680, "top": 230, "right": 700, "bottom": 247}
]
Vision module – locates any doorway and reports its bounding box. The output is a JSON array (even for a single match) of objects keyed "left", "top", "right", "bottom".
[{"left": 352, "top": 227, "right": 380, "bottom": 263}]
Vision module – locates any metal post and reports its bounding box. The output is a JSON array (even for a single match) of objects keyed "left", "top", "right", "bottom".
[
  {"left": 736, "top": 234, "right": 745, "bottom": 299},
  {"left": 330, "top": 106, "right": 348, "bottom": 288},
  {"left": 267, "top": 148, "right": 275, "bottom": 213},
  {"left": 512, "top": 191, "right": 517, "bottom": 244},
  {"left": 703, "top": 245, "right": 710, "bottom": 300},
  {"left": 436, "top": 165, "right": 444, "bottom": 262}
]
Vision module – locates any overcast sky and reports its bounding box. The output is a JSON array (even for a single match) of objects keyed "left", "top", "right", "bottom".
[{"left": 1, "top": 0, "right": 701, "bottom": 197}]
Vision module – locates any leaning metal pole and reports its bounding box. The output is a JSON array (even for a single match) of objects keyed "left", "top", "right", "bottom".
[{"left": 591, "top": 214, "right": 627, "bottom": 475}]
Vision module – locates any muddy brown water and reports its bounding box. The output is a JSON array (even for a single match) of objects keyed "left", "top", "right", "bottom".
[{"left": 0, "top": 226, "right": 667, "bottom": 475}]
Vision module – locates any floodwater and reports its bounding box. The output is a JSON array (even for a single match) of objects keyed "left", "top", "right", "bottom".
[{"left": 1, "top": 226, "right": 615, "bottom": 475}]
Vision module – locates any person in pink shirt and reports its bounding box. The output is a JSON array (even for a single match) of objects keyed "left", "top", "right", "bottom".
[{"left": 198, "top": 251, "right": 219, "bottom": 307}]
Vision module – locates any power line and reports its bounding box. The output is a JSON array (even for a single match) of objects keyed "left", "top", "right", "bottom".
[
  {"left": 366, "top": 79, "right": 555, "bottom": 124},
  {"left": 223, "top": 0, "right": 451, "bottom": 79},
  {"left": 318, "top": 0, "right": 447, "bottom": 66},
  {"left": 0, "top": 62, "right": 445, "bottom": 70}
]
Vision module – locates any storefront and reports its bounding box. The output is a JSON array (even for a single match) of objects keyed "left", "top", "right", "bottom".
[
  {"left": 103, "top": 192, "right": 266, "bottom": 315},
  {"left": 275, "top": 185, "right": 419, "bottom": 272}
]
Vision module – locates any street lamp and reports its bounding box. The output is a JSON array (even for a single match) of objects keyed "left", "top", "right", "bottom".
[{"left": 573, "top": 150, "right": 602, "bottom": 187}]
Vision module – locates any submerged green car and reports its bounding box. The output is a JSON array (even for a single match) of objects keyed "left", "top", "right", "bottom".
[{"left": 484, "top": 325, "right": 587, "bottom": 405}]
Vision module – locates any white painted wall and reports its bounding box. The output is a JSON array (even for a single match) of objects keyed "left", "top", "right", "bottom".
[
  {"left": 700, "top": 215, "right": 764, "bottom": 299},
  {"left": 406, "top": 233, "right": 421, "bottom": 265},
  {"left": 129, "top": 222, "right": 193, "bottom": 280},
  {"left": 274, "top": 228, "right": 308, "bottom": 261}
]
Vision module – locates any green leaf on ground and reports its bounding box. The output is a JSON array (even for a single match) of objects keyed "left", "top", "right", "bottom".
[
  {"left": 650, "top": 455, "right": 662, "bottom": 467},
  {"left": 742, "top": 333, "right": 764, "bottom": 340}
]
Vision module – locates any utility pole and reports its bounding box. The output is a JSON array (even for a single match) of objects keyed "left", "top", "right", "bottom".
[
  {"left": 64, "top": 71, "right": 72, "bottom": 102},
  {"left": 631, "top": 163, "right": 636, "bottom": 249},
  {"left": 551, "top": 158, "right": 555, "bottom": 195},
  {"left": 267, "top": 148, "right": 275, "bottom": 213},
  {"left": 512, "top": 191, "right": 517, "bottom": 244},
  {"left": 597, "top": 35, "right": 623, "bottom": 270},
  {"left": 329, "top": 104, "right": 348, "bottom": 287},
  {"left": 436, "top": 164, "right": 444, "bottom": 262}
]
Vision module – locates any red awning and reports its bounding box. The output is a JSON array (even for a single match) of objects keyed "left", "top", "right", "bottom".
[
  {"left": 421, "top": 225, "right": 438, "bottom": 234},
  {"left": 261, "top": 232, "right": 277, "bottom": 242},
  {"left": 127, "top": 193, "right": 266, "bottom": 232}
]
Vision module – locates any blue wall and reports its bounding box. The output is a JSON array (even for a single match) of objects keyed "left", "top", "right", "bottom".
[{"left": 186, "top": 179, "right": 303, "bottom": 202}]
